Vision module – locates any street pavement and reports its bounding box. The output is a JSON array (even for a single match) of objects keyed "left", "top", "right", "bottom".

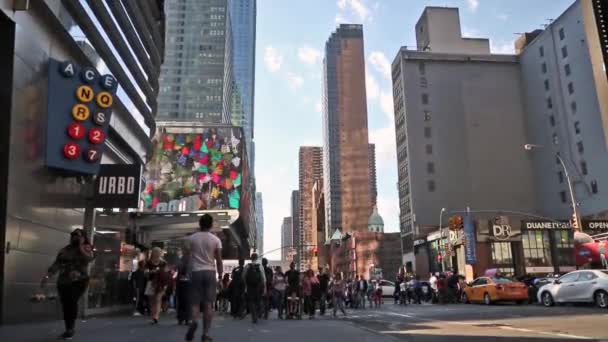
[{"left": 1, "top": 303, "right": 607, "bottom": 342}]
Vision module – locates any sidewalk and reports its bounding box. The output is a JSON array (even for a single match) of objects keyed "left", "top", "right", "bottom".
[{"left": 0, "top": 312, "right": 393, "bottom": 342}]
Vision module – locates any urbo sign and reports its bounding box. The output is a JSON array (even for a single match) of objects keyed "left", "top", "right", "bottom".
[
  {"left": 45, "top": 59, "right": 116, "bottom": 174},
  {"left": 93, "top": 165, "right": 141, "bottom": 208}
]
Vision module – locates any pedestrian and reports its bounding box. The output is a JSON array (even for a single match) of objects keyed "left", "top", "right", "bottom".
[
  {"left": 394, "top": 275, "right": 402, "bottom": 304},
  {"left": 357, "top": 275, "right": 368, "bottom": 309},
  {"left": 437, "top": 273, "right": 447, "bottom": 304},
  {"left": 243, "top": 253, "right": 266, "bottom": 323},
  {"left": 185, "top": 214, "right": 223, "bottom": 342},
  {"left": 229, "top": 259, "right": 246, "bottom": 319},
  {"left": 374, "top": 281, "right": 383, "bottom": 307},
  {"left": 285, "top": 262, "right": 300, "bottom": 319},
  {"left": 429, "top": 273, "right": 438, "bottom": 303},
  {"left": 144, "top": 247, "right": 168, "bottom": 325},
  {"left": 331, "top": 273, "right": 347, "bottom": 317},
  {"left": 446, "top": 273, "right": 460, "bottom": 304},
  {"left": 219, "top": 273, "right": 231, "bottom": 313},
  {"left": 399, "top": 278, "right": 407, "bottom": 305},
  {"left": 302, "top": 269, "right": 319, "bottom": 319},
  {"left": 41, "top": 228, "right": 95, "bottom": 340},
  {"left": 130, "top": 260, "right": 147, "bottom": 316},
  {"left": 261, "top": 258, "right": 274, "bottom": 319},
  {"left": 272, "top": 266, "right": 287, "bottom": 319},
  {"left": 318, "top": 268, "right": 330, "bottom": 315},
  {"left": 176, "top": 249, "right": 192, "bottom": 325}
]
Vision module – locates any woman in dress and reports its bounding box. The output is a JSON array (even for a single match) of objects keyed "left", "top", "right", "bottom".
[{"left": 145, "top": 247, "right": 168, "bottom": 324}]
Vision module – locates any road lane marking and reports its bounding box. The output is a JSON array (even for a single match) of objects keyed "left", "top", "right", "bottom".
[{"left": 498, "top": 326, "right": 593, "bottom": 340}]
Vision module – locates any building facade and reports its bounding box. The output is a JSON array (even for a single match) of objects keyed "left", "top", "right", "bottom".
[
  {"left": 281, "top": 217, "right": 293, "bottom": 262},
  {"left": 298, "top": 146, "right": 323, "bottom": 270},
  {"left": 368, "top": 144, "right": 377, "bottom": 208},
  {"left": 157, "top": 0, "right": 231, "bottom": 123},
  {"left": 291, "top": 190, "right": 300, "bottom": 266},
  {"left": 519, "top": 0, "right": 608, "bottom": 220},
  {"left": 0, "top": 0, "right": 165, "bottom": 323},
  {"left": 312, "top": 179, "right": 328, "bottom": 269},
  {"left": 391, "top": 7, "right": 537, "bottom": 271},
  {"left": 255, "top": 192, "right": 263, "bottom": 254},
  {"left": 323, "top": 24, "right": 373, "bottom": 236}
]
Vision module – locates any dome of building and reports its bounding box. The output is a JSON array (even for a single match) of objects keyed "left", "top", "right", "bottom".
[{"left": 368, "top": 206, "right": 384, "bottom": 233}]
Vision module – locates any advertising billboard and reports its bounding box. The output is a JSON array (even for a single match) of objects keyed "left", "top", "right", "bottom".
[{"left": 141, "top": 126, "right": 244, "bottom": 212}]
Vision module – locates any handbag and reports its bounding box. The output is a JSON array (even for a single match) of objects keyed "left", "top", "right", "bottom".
[{"left": 144, "top": 281, "right": 156, "bottom": 296}]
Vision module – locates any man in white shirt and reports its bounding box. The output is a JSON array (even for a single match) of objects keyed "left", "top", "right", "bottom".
[{"left": 185, "top": 214, "right": 223, "bottom": 342}]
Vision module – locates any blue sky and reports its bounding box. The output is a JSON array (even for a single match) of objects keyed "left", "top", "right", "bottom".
[{"left": 255, "top": 0, "right": 575, "bottom": 260}]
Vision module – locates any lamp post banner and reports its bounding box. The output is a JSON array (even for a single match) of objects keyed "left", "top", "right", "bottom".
[{"left": 464, "top": 211, "right": 477, "bottom": 265}]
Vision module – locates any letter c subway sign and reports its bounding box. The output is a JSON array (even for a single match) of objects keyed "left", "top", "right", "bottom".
[
  {"left": 45, "top": 59, "right": 117, "bottom": 175},
  {"left": 93, "top": 165, "right": 142, "bottom": 208}
]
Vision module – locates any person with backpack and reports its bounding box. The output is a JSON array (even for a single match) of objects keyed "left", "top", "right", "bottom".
[
  {"left": 261, "top": 258, "right": 274, "bottom": 319},
  {"left": 229, "top": 259, "right": 246, "bottom": 319},
  {"left": 242, "top": 253, "right": 266, "bottom": 323}
]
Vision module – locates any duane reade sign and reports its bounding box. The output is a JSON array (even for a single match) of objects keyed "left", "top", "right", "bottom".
[{"left": 93, "top": 164, "right": 142, "bottom": 208}]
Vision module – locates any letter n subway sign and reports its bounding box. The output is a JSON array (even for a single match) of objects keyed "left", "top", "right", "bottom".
[{"left": 45, "top": 59, "right": 117, "bottom": 174}]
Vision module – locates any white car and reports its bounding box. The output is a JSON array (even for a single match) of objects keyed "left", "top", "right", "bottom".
[
  {"left": 378, "top": 279, "right": 395, "bottom": 298},
  {"left": 537, "top": 270, "right": 608, "bottom": 308}
]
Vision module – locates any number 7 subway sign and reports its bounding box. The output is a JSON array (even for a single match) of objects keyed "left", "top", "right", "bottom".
[{"left": 45, "top": 59, "right": 116, "bottom": 174}]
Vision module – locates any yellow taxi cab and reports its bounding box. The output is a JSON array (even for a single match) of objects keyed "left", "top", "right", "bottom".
[{"left": 462, "top": 276, "right": 528, "bottom": 305}]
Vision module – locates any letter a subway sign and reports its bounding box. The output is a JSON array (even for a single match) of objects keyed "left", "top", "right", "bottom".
[{"left": 45, "top": 59, "right": 117, "bottom": 174}]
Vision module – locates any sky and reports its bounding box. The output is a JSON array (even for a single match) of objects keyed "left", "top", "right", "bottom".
[{"left": 254, "top": 0, "right": 575, "bottom": 260}]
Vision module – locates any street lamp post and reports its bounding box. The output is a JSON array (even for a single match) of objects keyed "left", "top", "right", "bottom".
[
  {"left": 524, "top": 144, "right": 580, "bottom": 231},
  {"left": 438, "top": 207, "right": 447, "bottom": 272}
]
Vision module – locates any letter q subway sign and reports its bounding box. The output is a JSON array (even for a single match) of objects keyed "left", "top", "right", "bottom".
[{"left": 45, "top": 59, "right": 117, "bottom": 174}]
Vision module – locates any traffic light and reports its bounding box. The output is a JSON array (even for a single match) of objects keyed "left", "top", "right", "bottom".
[
  {"left": 313, "top": 246, "right": 319, "bottom": 257},
  {"left": 571, "top": 213, "right": 580, "bottom": 231},
  {"left": 448, "top": 216, "right": 464, "bottom": 230}
]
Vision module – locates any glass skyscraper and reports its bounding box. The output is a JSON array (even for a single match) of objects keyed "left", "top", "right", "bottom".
[{"left": 157, "top": 0, "right": 231, "bottom": 123}]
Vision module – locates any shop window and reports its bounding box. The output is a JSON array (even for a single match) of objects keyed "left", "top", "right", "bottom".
[
  {"left": 491, "top": 242, "right": 513, "bottom": 268},
  {"left": 553, "top": 230, "right": 574, "bottom": 266},
  {"left": 522, "top": 230, "right": 552, "bottom": 267}
]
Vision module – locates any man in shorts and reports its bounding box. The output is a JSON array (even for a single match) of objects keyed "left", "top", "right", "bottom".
[{"left": 185, "top": 214, "right": 223, "bottom": 342}]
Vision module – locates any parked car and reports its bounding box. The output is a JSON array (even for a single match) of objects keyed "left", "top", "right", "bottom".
[
  {"left": 537, "top": 270, "right": 608, "bottom": 308},
  {"left": 462, "top": 276, "right": 528, "bottom": 305},
  {"left": 378, "top": 279, "right": 395, "bottom": 298}
]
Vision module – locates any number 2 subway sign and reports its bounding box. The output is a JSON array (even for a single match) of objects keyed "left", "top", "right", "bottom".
[{"left": 45, "top": 59, "right": 116, "bottom": 174}]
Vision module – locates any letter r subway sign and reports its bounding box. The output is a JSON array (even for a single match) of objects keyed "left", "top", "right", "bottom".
[{"left": 45, "top": 59, "right": 117, "bottom": 174}]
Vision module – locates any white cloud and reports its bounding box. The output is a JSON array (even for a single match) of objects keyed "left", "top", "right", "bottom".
[
  {"left": 369, "top": 126, "right": 396, "bottom": 171},
  {"left": 498, "top": 13, "right": 509, "bottom": 21},
  {"left": 462, "top": 27, "right": 480, "bottom": 38},
  {"left": 467, "top": 0, "right": 479, "bottom": 12},
  {"left": 315, "top": 100, "right": 323, "bottom": 113},
  {"left": 349, "top": 0, "right": 370, "bottom": 21},
  {"left": 298, "top": 46, "right": 322, "bottom": 65},
  {"left": 369, "top": 51, "right": 391, "bottom": 81},
  {"left": 377, "top": 195, "right": 400, "bottom": 232},
  {"left": 337, "top": 0, "right": 347, "bottom": 10},
  {"left": 366, "top": 72, "right": 380, "bottom": 100},
  {"left": 257, "top": 165, "right": 292, "bottom": 259},
  {"left": 379, "top": 90, "right": 394, "bottom": 122},
  {"left": 335, "top": 13, "right": 349, "bottom": 24},
  {"left": 491, "top": 41, "right": 515, "bottom": 54},
  {"left": 286, "top": 72, "right": 304, "bottom": 90},
  {"left": 336, "top": 0, "right": 371, "bottom": 22},
  {"left": 264, "top": 46, "right": 283, "bottom": 73}
]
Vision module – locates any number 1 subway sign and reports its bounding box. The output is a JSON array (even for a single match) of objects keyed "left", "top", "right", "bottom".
[{"left": 45, "top": 59, "right": 116, "bottom": 174}]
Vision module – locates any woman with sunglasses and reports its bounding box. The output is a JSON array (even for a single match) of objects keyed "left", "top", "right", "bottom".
[{"left": 41, "top": 228, "right": 95, "bottom": 340}]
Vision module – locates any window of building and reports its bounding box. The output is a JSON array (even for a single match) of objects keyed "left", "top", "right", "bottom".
[
  {"left": 577, "top": 141, "right": 584, "bottom": 154},
  {"left": 423, "top": 111, "right": 431, "bottom": 121},
  {"left": 571, "top": 101, "right": 577, "bottom": 114},
  {"left": 553, "top": 230, "right": 574, "bottom": 266},
  {"left": 558, "top": 171, "right": 564, "bottom": 184},
  {"left": 552, "top": 133, "right": 559, "bottom": 145},
  {"left": 422, "top": 93, "right": 429, "bottom": 105},
  {"left": 581, "top": 161, "right": 588, "bottom": 175},
  {"left": 559, "top": 28, "right": 565, "bottom": 40},
  {"left": 562, "top": 46, "right": 568, "bottom": 58},
  {"left": 544, "top": 79, "right": 550, "bottom": 91},
  {"left": 549, "top": 115, "right": 555, "bottom": 126},
  {"left": 424, "top": 126, "right": 431, "bottom": 138},
  {"left": 427, "top": 180, "right": 436, "bottom": 192},
  {"left": 560, "top": 191, "right": 567, "bottom": 203},
  {"left": 556, "top": 153, "right": 561, "bottom": 165},
  {"left": 425, "top": 144, "right": 433, "bottom": 155},
  {"left": 591, "top": 180, "right": 598, "bottom": 194},
  {"left": 522, "top": 230, "right": 552, "bottom": 267},
  {"left": 574, "top": 121, "right": 581, "bottom": 134},
  {"left": 565, "top": 64, "right": 571, "bottom": 76},
  {"left": 547, "top": 97, "right": 553, "bottom": 109},
  {"left": 418, "top": 62, "right": 426, "bottom": 75},
  {"left": 427, "top": 162, "right": 435, "bottom": 174},
  {"left": 541, "top": 63, "right": 547, "bottom": 74},
  {"left": 491, "top": 242, "right": 514, "bottom": 270},
  {"left": 539, "top": 46, "right": 544, "bottom": 57},
  {"left": 568, "top": 82, "right": 574, "bottom": 95}
]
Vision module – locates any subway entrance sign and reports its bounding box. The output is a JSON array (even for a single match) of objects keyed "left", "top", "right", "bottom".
[{"left": 45, "top": 59, "right": 117, "bottom": 174}]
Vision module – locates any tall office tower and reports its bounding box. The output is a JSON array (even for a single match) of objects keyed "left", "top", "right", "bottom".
[
  {"left": 369, "top": 144, "right": 377, "bottom": 208},
  {"left": 282, "top": 217, "right": 293, "bottom": 262},
  {"left": 255, "top": 192, "right": 264, "bottom": 254},
  {"left": 291, "top": 190, "right": 300, "bottom": 266},
  {"left": 518, "top": 0, "right": 608, "bottom": 219},
  {"left": 392, "top": 7, "right": 536, "bottom": 271},
  {"left": 298, "top": 146, "right": 323, "bottom": 270},
  {"left": 229, "top": 0, "right": 256, "bottom": 171},
  {"left": 322, "top": 24, "right": 373, "bottom": 235},
  {"left": 157, "top": 0, "right": 232, "bottom": 123}
]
